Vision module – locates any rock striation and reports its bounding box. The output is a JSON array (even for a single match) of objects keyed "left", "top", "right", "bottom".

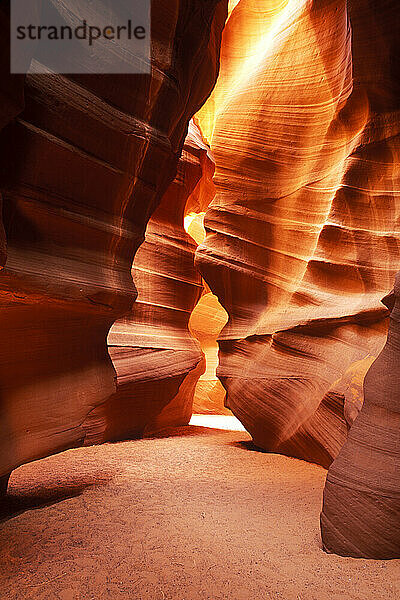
[
  {"left": 0, "top": 1, "right": 227, "bottom": 484},
  {"left": 196, "top": 0, "right": 400, "bottom": 466},
  {"left": 189, "top": 288, "right": 230, "bottom": 415},
  {"left": 185, "top": 209, "right": 230, "bottom": 416},
  {"left": 321, "top": 275, "right": 400, "bottom": 559},
  {"left": 84, "top": 122, "right": 214, "bottom": 443}
]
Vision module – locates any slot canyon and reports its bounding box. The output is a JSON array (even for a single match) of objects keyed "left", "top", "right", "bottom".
[{"left": 0, "top": 0, "right": 399, "bottom": 598}]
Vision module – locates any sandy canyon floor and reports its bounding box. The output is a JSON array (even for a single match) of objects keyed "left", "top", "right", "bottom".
[{"left": 0, "top": 418, "right": 398, "bottom": 600}]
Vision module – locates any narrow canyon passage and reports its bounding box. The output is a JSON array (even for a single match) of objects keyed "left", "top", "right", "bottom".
[
  {"left": 0, "top": 423, "right": 398, "bottom": 600},
  {"left": 1, "top": 0, "right": 400, "bottom": 585}
]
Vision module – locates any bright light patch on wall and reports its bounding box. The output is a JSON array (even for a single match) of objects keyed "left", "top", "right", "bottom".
[
  {"left": 184, "top": 212, "right": 206, "bottom": 245},
  {"left": 228, "top": 0, "right": 241, "bottom": 16}
]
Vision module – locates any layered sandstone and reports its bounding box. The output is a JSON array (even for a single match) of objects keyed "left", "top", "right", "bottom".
[
  {"left": 196, "top": 0, "right": 400, "bottom": 466},
  {"left": 84, "top": 122, "right": 213, "bottom": 443},
  {"left": 189, "top": 288, "right": 230, "bottom": 415},
  {"left": 321, "top": 276, "right": 400, "bottom": 559},
  {"left": 0, "top": 0, "right": 227, "bottom": 484},
  {"left": 186, "top": 211, "right": 229, "bottom": 416}
]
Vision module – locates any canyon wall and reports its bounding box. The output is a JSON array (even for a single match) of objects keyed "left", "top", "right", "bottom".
[
  {"left": 196, "top": 0, "right": 400, "bottom": 466},
  {"left": 0, "top": 0, "right": 227, "bottom": 485},
  {"left": 321, "top": 274, "right": 400, "bottom": 559},
  {"left": 186, "top": 206, "right": 230, "bottom": 416},
  {"left": 189, "top": 287, "right": 229, "bottom": 415},
  {"left": 84, "top": 122, "right": 213, "bottom": 443}
]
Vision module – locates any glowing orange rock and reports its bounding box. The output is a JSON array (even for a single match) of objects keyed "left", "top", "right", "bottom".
[
  {"left": 196, "top": 0, "right": 400, "bottom": 466},
  {"left": 84, "top": 122, "right": 213, "bottom": 442},
  {"left": 189, "top": 289, "right": 230, "bottom": 415}
]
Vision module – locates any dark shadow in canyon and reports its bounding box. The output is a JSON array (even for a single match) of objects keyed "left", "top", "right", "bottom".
[
  {"left": 229, "top": 440, "right": 270, "bottom": 454},
  {"left": 0, "top": 473, "right": 113, "bottom": 523}
]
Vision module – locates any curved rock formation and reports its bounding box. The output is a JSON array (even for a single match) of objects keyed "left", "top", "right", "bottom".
[
  {"left": 84, "top": 122, "right": 213, "bottom": 443},
  {"left": 185, "top": 208, "right": 230, "bottom": 416},
  {"left": 0, "top": 1, "right": 227, "bottom": 483},
  {"left": 189, "top": 289, "right": 230, "bottom": 415},
  {"left": 321, "top": 276, "right": 400, "bottom": 559},
  {"left": 195, "top": 0, "right": 400, "bottom": 466}
]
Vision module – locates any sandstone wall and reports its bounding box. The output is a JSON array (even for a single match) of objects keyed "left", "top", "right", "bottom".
[
  {"left": 196, "top": 0, "right": 400, "bottom": 466},
  {"left": 0, "top": 0, "right": 227, "bottom": 482},
  {"left": 321, "top": 274, "right": 400, "bottom": 558},
  {"left": 84, "top": 122, "right": 214, "bottom": 442}
]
